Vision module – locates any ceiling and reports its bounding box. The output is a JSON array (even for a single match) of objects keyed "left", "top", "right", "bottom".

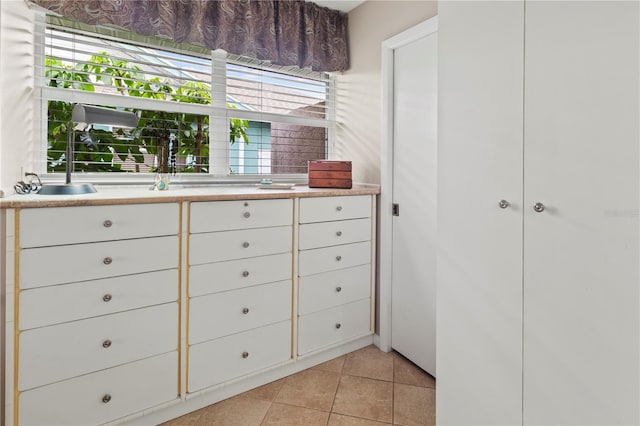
[{"left": 312, "top": 0, "right": 365, "bottom": 13}]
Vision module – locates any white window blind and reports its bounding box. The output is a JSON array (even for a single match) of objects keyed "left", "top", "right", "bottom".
[{"left": 35, "top": 15, "right": 334, "bottom": 179}]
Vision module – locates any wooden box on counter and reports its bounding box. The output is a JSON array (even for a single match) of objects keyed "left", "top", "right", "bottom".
[{"left": 308, "top": 160, "right": 352, "bottom": 189}]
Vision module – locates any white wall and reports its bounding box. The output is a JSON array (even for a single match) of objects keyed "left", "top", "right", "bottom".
[
  {"left": 0, "top": 0, "right": 35, "bottom": 196},
  {"left": 335, "top": 0, "right": 438, "bottom": 184},
  {"left": 0, "top": 0, "right": 438, "bottom": 192}
]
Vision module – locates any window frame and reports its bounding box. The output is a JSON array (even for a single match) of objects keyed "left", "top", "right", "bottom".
[{"left": 34, "top": 13, "right": 335, "bottom": 185}]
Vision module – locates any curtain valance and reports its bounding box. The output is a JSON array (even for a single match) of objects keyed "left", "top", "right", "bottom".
[{"left": 28, "top": 0, "right": 350, "bottom": 72}]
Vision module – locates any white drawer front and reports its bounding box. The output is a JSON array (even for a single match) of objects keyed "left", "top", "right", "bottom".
[
  {"left": 189, "top": 320, "right": 291, "bottom": 392},
  {"left": 299, "top": 195, "right": 371, "bottom": 224},
  {"left": 299, "top": 241, "right": 371, "bottom": 276},
  {"left": 19, "top": 303, "right": 178, "bottom": 391},
  {"left": 189, "top": 226, "right": 292, "bottom": 265},
  {"left": 190, "top": 253, "right": 291, "bottom": 297},
  {"left": 299, "top": 265, "right": 371, "bottom": 315},
  {"left": 298, "top": 298, "right": 371, "bottom": 356},
  {"left": 190, "top": 199, "right": 293, "bottom": 233},
  {"left": 20, "top": 351, "right": 178, "bottom": 426},
  {"left": 20, "top": 235, "right": 178, "bottom": 289},
  {"left": 20, "top": 269, "right": 178, "bottom": 330},
  {"left": 299, "top": 218, "right": 371, "bottom": 250},
  {"left": 189, "top": 280, "right": 291, "bottom": 344},
  {"left": 20, "top": 203, "right": 179, "bottom": 248}
]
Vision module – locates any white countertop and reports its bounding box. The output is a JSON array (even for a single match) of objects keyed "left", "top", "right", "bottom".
[{"left": 0, "top": 183, "right": 379, "bottom": 208}]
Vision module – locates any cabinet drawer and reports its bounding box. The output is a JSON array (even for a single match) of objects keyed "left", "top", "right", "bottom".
[
  {"left": 19, "top": 351, "right": 178, "bottom": 426},
  {"left": 299, "top": 241, "right": 371, "bottom": 276},
  {"left": 19, "top": 303, "right": 178, "bottom": 391},
  {"left": 189, "top": 320, "right": 291, "bottom": 392},
  {"left": 189, "top": 226, "right": 292, "bottom": 265},
  {"left": 20, "top": 235, "right": 178, "bottom": 289},
  {"left": 189, "top": 280, "right": 291, "bottom": 344},
  {"left": 190, "top": 253, "right": 291, "bottom": 297},
  {"left": 299, "top": 218, "right": 371, "bottom": 250},
  {"left": 19, "top": 203, "right": 179, "bottom": 248},
  {"left": 190, "top": 199, "right": 293, "bottom": 233},
  {"left": 20, "top": 269, "right": 178, "bottom": 330},
  {"left": 299, "top": 195, "right": 371, "bottom": 224},
  {"left": 299, "top": 265, "right": 371, "bottom": 315},
  {"left": 298, "top": 299, "right": 371, "bottom": 355}
]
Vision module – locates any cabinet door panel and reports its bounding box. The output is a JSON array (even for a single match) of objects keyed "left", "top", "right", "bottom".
[
  {"left": 19, "top": 303, "right": 178, "bottom": 390},
  {"left": 299, "top": 218, "right": 371, "bottom": 250},
  {"left": 190, "top": 253, "right": 291, "bottom": 297},
  {"left": 20, "top": 269, "right": 178, "bottom": 330},
  {"left": 299, "top": 241, "right": 371, "bottom": 276},
  {"left": 20, "top": 236, "right": 178, "bottom": 289},
  {"left": 298, "top": 298, "right": 371, "bottom": 355},
  {"left": 523, "top": 3, "right": 639, "bottom": 424},
  {"left": 437, "top": 2, "right": 524, "bottom": 424},
  {"left": 19, "top": 203, "right": 179, "bottom": 248},
  {"left": 188, "top": 320, "right": 291, "bottom": 392},
  {"left": 299, "top": 265, "right": 371, "bottom": 315},
  {"left": 299, "top": 195, "right": 371, "bottom": 224},
  {"left": 20, "top": 351, "right": 178, "bottom": 426},
  {"left": 190, "top": 199, "right": 292, "bottom": 233},
  {"left": 189, "top": 280, "right": 291, "bottom": 344},
  {"left": 189, "top": 226, "right": 292, "bottom": 265}
]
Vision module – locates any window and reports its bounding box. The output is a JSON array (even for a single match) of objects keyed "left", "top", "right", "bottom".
[{"left": 35, "top": 15, "right": 334, "bottom": 181}]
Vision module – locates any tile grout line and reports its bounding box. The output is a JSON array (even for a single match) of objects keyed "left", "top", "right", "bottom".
[
  {"left": 327, "top": 354, "right": 347, "bottom": 423},
  {"left": 391, "top": 352, "right": 396, "bottom": 426}
]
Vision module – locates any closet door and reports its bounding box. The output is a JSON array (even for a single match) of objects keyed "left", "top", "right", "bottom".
[
  {"left": 523, "top": 2, "right": 639, "bottom": 425},
  {"left": 391, "top": 26, "right": 438, "bottom": 377},
  {"left": 436, "top": 2, "right": 524, "bottom": 424}
]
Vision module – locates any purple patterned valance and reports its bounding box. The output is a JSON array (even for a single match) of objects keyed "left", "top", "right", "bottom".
[{"left": 29, "top": 0, "right": 350, "bottom": 72}]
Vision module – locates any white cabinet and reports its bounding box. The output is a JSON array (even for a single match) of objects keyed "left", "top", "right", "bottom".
[
  {"left": 297, "top": 196, "right": 374, "bottom": 356},
  {"left": 5, "top": 192, "right": 378, "bottom": 425},
  {"left": 189, "top": 280, "right": 291, "bottom": 344},
  {"left": 187, "top": 198, "right": 293, "bottom": 392},
  {"left": 19, "top": 303, "right": 177, "bottom": 391},
  {"left": 188, "top": 320, "right": 291, "bottom": 393},
  {"left": 15, "top": 203, "right": 180, "bottom": 425},
  {"left": 20, "top": 352, "right": 178, "bottom": 426},
  {"left": 437, "top": 2, "right": 639, "bottom": 425}
]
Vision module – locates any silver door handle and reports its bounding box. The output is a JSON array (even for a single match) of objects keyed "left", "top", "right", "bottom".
[
  {"left": 534, "top": 202, "right": 545, "bottom": 213},
  {"left": 498, "top": 200, "right": 510, "bottom": 209}
]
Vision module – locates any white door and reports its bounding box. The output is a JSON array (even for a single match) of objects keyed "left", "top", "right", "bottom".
[
  {"left": 390, "top": 26, "right": 438, "bottom": 376},
  {"left": 436, "top": 2, "right": 524, "bottom": 424},
  {"left": 523, "top": 2, "right": 639, "bottom": 424}
]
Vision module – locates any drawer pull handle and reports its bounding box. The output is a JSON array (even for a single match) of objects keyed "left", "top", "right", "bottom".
[
  {"left": 244, "top": 212, "right": 251, "bottom": 218},
  {"left": 336, "top": 286, "right": 342, "bottom": 292},
  {"left": 242, "top": 270, "right": 250, "bottom": 277},
  {"left": 336, "top": 206, "right": 343, "bottom": 211},
  {"left": 336, "top": 255, "right": 342, "bottom": 261},
  {"left": 102, "top": 294, "right": 112, "bottom": 302},
  {"left": 335, "top": 323, "right": 342, "bottom": 329},
  {"left": 244, "top": 202, "right": 249, "bottom": 207},
  {"left": 102, "top": 394, "right": 112, "bottom": 404},
  {"left": 336, "top": 231, "right": 342, "bottom": 237},
  {"left": 242, "top": 307, "right": 250, "bottom": 314},
  {"left": 242, "top": 351, "right": 250, "bottom": 358},
  {"left": 243, "top": 242, "right": 250, "bottom": 248},
  {"left": 103, "top": 220, "right": 113, "bottom": 228},
  {"left": 102, "top": 339, "right": 112, "bottom": 349},
  {"left": 103, "top": 257, "right": 113, "bottom": 265}
]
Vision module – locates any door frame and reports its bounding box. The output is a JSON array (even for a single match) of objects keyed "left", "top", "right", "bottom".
[{"left": 378, "top": 16, "right": 438, "bottom": 352}]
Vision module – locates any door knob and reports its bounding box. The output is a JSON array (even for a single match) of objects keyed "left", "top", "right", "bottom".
[
  {"left": 498, "top": 200, "right": 510, "bottom": 209},
  {"left": 534, "top": 202, "right": 545, "bottom": 213}
]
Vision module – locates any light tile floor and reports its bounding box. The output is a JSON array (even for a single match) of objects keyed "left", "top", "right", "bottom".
[{"left": 161, "top": 345, "right": 435, "bottom": 426}]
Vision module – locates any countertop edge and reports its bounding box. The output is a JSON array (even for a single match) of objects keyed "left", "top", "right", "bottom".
[{"left": 0, "top": 184, "right": 380, "bottom": 209}]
